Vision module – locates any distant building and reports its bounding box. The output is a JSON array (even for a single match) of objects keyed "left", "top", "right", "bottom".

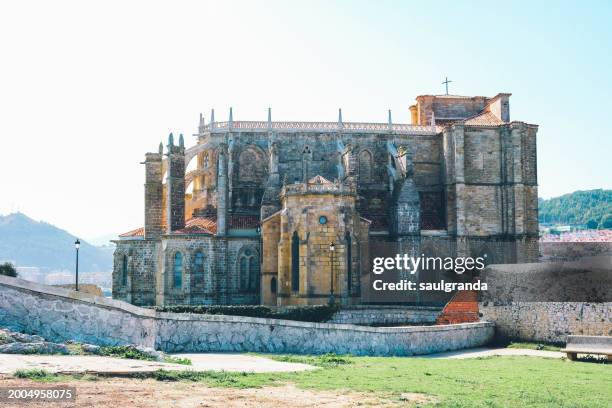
[{"left": 114, "top": 92, "right": 539, "bottom": 307}]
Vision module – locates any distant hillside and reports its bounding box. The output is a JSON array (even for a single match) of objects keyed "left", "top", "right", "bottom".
[
  {"left": 0, "top": 213, "right": 113, "bottom": 272},
  {"left": 539, "top": 189, "right": 612, "bottom": 228}
]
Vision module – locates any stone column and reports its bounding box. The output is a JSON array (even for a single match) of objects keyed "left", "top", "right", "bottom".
[
  {"left": 216, "top": 144, "right": 228, "bottom": 237},
  {"left": 166, "top": 134, "right": 186, "bottom": 233},
  {"left": 144, "top": 145, "right": 163, "bottom": 239}
]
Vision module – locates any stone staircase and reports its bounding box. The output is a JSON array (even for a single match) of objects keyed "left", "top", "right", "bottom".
[{"left": 436, "top": 290, "right": 480, "bottom": 324}]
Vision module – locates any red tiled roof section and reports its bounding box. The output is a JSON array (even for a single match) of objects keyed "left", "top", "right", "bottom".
[
  {"left": 119, "top": 227, "right": 144, "bottom": 238},
  {"left": 463, "top": 111, "right": 504, "bottom": 126},
  {"left": 174, "top": 217, "right": 217, "bottom": 235},
  {"left": 118, "top": 215, "right": 261, "bottom": 237},
  {"left": 229, "top": 215, "right": 260, "bottom": 229}
]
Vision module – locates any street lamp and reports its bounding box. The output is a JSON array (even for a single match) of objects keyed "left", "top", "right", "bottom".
[
  {"left": 329, "top": 242, "right": 335, "bottom": 305},
  {"left": 74, "top": 239, "right": 80, "bottom": 291}
]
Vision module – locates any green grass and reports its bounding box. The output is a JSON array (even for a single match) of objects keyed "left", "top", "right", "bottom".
[
  {"left": 14, "top": 369, "right": 53, "bottom": 379},
  {"left": 507, "top": 342, "right": 563, "bottom": 352},
  {"left": 159, "top": 355, "right": 611, "bottom": 407},
  {"left": 13, "top": 369, "right": 72, "bottom": 382},
  {"left": 163, "top": 356, "right": 192, "bottom": 365},
  {"left": 98, "top": 345, "right": 157, "bottom": 361},
  {"left": 65, "top": 343, "right": 87, "bottom": 355},
  {"left": 12, "top": 356, "right": 612, "bottom": 407},
  {"left": 13, "top": 369, "right": 97, "bottom": 382},
  {"left": 264, "top": 352, "right": 353, "bottom": 367}
]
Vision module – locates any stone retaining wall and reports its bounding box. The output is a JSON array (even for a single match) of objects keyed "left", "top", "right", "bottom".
[
  {"left": 0, "top": 276, "right": 493, "bottom": 356},
  {"left": 479, "top": 257, "right": 612, "bottom": 343},
  {"left": 479, "top": 302, "right": 611, "bottom": 344},
  {"left": 328, "top": 306, "right": 441, "bottom": 325}
]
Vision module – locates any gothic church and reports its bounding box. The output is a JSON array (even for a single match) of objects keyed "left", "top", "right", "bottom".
[{"left": 113, "top": 92, "right": 539, "bottom": 306}]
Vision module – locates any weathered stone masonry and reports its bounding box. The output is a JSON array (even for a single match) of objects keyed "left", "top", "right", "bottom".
[
  {"left": 113, "top": 92, "right": 539, "bottom": 307},
  {"left": 1, "top": 276, "right": 494, "bottom": 355}
]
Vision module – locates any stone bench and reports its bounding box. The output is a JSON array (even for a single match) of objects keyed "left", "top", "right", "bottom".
[{"left": 561, "top": 335, "right": 612, "bottom": 361}]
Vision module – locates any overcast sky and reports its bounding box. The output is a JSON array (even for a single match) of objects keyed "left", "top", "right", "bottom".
[{"left": 1, "top": 0, "right": 611, "bottom": 240}]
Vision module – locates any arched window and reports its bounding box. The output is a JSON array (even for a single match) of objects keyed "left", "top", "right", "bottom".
[
  {"left": 345, "top": 232, "right": 352, "bottom": 292},
  {"left": 173, "top": 252, "right": 183, "bottom": 288},
  {"left": 359, "top": 150, "right": 373, "bottom": 183},
  {"left": 238, "top": 247, "right": 259, "bottom": 292},
  {"left": 122, "top": 255, "right": 128, "bottom": 286},
  {"left": 271, "top": 277, "right": 277, "bottom": 294},
  {"left": 193, "top": 251, "right": 205, "bottom": 287},
  {"left": 291, "top": 231, "right": 300, "bottom": 291}
]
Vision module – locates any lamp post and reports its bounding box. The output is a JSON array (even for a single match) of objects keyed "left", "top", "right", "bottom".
[
  {"left": 329, "top": 242, "right": 335, "bottom": 305},
  {"left": 74, "top": 239, "right": 80, "bottom": 291}
]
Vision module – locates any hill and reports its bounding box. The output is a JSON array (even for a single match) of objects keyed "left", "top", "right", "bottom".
[
  {"left": 538, "top": 189, "right": 612, "bottom": 228},
  {"left": 0, "top": 213, "right": 113, "bottom": 272}
]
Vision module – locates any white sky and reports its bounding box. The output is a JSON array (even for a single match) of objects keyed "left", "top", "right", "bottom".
[{"left": 1, "top": 0, "right": 610, "bottom": 240}]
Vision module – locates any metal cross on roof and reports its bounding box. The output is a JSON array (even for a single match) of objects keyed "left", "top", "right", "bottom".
[{"left": 442, "top": 77, "right": 453, "bottom": 95}]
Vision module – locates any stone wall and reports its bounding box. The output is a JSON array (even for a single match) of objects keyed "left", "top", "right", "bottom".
[
  {"left": 328, "top": 306, "right": 441, "bottom": 325},
  {"left": 0, "top": 276, "right": 493, "bottom": 356},
  {"left": 479, "top": 302, "right": 611, "bottom": 344},
  {"left": 479, "top": 257, "right": 612, "bottom": 343}
]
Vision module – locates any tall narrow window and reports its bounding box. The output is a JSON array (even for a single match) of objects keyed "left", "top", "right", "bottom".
[
  {"left": 238, "top": 247, "right": 259, "bottom": 292},
  {"left": 249, "top": 256, "right": 259, "bottom": 291},
  {"left": 271, "top": 277, "right": 277, "bottom": 294},
  {"left": 194, "top": 251, "right": 205, "bottom": 287},
  {"left": 345, "top": 232, "right": 352, "bottom": 292},
  {"left": 173, "top": 252, "right": 183, "bottom": 288},
  {"left": 122, "top": 255, "right": 128, "bottom": 286},
  {"left": 239, "top": 256, "right": 248, "bottom": 291},
  {"left": 291, "top": 231, "right": 300, "bottom": 291}
]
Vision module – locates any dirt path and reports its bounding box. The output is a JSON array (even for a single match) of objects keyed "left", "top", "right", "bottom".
[
  {"left": 0, "top": 353, "right": 315, "bottom": 375},
  {"left": 0, "top": 377, "right": 432, "bottom": 407}
]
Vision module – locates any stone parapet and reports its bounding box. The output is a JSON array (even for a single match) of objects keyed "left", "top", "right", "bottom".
[{"left": 0, "top": 276, "right": 493, "bottom": 356}]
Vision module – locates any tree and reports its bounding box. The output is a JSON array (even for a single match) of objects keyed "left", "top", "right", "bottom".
[
  {"left": 600, "top": 214, "right": 612, "bottom": 229},
  {"left": 0, "top": 262, "right": 17, "bottom": 277},
  {"left": 586, "top": 219, "right": 598, "bottom": 229}
]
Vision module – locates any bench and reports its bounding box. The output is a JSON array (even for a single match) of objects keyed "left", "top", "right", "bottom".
[{"left": 561, "top": 335, "right": 612, "bottom": 361}]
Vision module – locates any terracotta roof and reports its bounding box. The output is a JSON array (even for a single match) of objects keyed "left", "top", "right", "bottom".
[
  {"left": 119, "top": 227, "right": 144, "bottom": 238},
  {"left": 229, "top": 215, "right": 260, "bottom": 229},
  {"left": 119, "top": 214, "right": 261, "bottom": 237},
  {"left": 463, "top": 111, "right": 504, "bottom": 126},
  {"left": 174, "top": 217, "right": 217, "bottom": 235}
]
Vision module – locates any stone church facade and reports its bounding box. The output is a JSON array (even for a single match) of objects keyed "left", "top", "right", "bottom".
[{"left": 113, "top": 92, "right": 539, "bottom": 307}]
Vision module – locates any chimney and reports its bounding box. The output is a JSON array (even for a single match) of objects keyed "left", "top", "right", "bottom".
[
  {"left": 144, "top": 144, "right": 163, "bottom": 239},
  {"left": 166, "top": 133, "right": 185, "bottom": 232},
  {"left": 487, "top": 93, "right": 511, "bottom": 122}
]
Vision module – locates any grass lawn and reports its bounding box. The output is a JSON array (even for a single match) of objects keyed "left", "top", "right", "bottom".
[
  {"left": 14, "top": 355, "right": 611, "bottom": 407},
  {"left": 506, "top": 342, "right": 562, "bottom": 352}
]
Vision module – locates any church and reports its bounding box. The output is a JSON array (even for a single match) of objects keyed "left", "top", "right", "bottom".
[{"left": 113, "top": 92, "right": 539, "bottom": 307}]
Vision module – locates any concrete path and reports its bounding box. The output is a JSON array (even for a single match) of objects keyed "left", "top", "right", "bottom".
[
  {"left": 423, "top": 347, "right": 564, "bottom": 359},
  {"left": 0, "top": 353, "right": 315, "bottom": 375},
  {"left": 0, "top": 348, "right": 564, "bottom": 376}
]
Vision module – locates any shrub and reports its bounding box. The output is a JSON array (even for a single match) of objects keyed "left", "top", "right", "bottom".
[
  {"left": 151, "top": 304, "right": 340, "bottom": 323},
  {"left": 164, "top": 356, "right": 192, "bottom": 365},
  {"left": 14, "top": 369, "right": 52, "bottom": 379},
  {"left": 0, "top": 262, "right": 17, "bottom": 277},
  {"left": 99, "top": 345, "right": 156, "bottom": 361}
]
